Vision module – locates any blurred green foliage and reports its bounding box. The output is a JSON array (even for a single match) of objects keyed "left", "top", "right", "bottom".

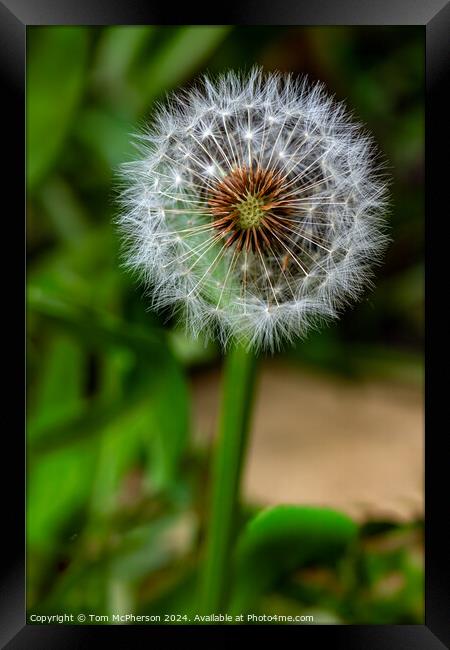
[{"left": 27, "top": 26, "right": 424, "bottom": 623}]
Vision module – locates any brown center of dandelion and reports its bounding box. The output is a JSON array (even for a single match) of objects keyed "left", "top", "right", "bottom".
[{"left": 208, "top": 166, "right": 294, "bottom": 252}]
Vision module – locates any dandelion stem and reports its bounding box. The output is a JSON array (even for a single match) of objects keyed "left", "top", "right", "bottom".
[{"left": 200, "top": 341, "right": 258, "bottom": 613}]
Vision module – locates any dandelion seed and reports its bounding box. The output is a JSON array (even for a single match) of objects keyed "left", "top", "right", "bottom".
[{"left": 117, "top": 68, "right": 389, "bottom": 351}]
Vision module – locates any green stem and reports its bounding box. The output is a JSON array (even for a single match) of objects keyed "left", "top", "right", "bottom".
[{"left": 200, "top": 341, "right": 258, "bottom": 613}]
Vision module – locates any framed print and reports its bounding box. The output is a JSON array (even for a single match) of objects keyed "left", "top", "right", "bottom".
[{"left": 2, "top": 0, "right": 449, "bottom": 647}]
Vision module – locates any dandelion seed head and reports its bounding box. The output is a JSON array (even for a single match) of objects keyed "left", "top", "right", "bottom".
[{"left": 117, "top": 68, "right": 389, "bottom": 351}]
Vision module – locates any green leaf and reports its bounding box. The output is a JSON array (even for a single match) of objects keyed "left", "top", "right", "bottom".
[
  {"left": 76, "top": 107, "right": 136, "bottom": 171},
  {"left": 141, "top": 356, "right": 190, "bottom": 491},
  {"left": 93, "top": 26, "right": 155, "bottom": 88},
  {"left": 138, "top": 26, "right": 231, "bottom": 107},
  {"left": 27, "top": 225, "right": 122, "bottom": 314},
  {"left": 230, "top": 506, "right": 358, "bottom": 612},
  {"left": 27, "top": 286, "right": 189, "bottom": 492},
  {"left": 27, "top": 439, "right": 97, "bottom": 549},
  {"left": 28, "top": 333, "right": 85, "bottom": 443},
  {"left": 87, "top": 351, "right": 189, "bottom": 513},
  {"left": 37, "top": 176, "right": 90, "bottom": 244},
  {"left": 27, "top": 27, "right": 89, "bottom": 190},
  {"left": 27, "top": 286, "right": 165, "bottom": 359},
  {"left": 88, "top": 406, "right": 145, "bottom": 518}
]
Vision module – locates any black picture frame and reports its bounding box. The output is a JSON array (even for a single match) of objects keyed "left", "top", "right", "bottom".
[{"left": 3, "top": 0, "right": 449, "bottom": 646}]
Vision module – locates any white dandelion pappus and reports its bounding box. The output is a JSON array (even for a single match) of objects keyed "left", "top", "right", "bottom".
[{"left": 117, "top": 68, "right": 389, "bottom": 351}]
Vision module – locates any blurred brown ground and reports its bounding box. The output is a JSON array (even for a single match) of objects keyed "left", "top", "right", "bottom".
[{"left": 191, "top": 361, "right": 423, "bottom": 523}]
